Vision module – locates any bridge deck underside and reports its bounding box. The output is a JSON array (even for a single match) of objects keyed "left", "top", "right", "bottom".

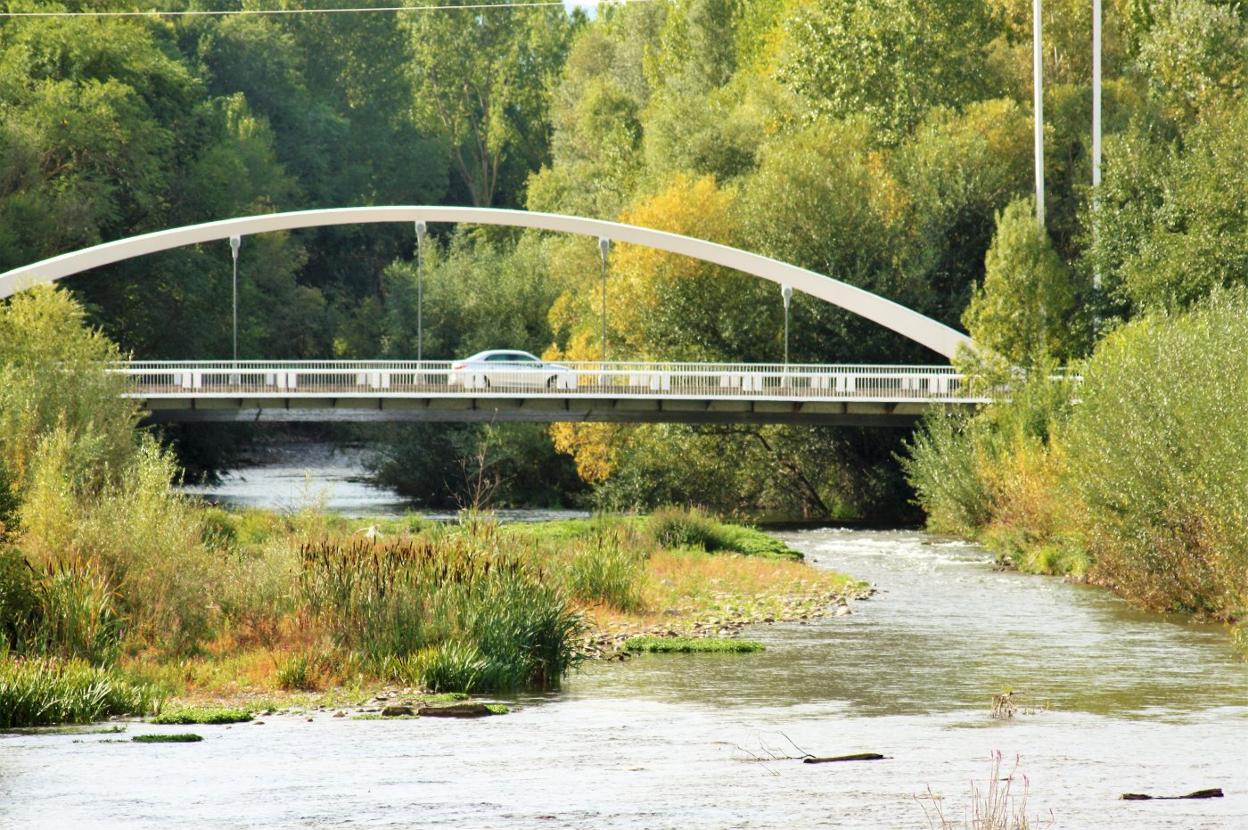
[{"left": 136, "top": 394, "right": 959, "bottom": 426}]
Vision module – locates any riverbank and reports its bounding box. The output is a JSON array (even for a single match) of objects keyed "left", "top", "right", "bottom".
[{"left": 1, "top": 506, "right": 864, "bottom": 721}]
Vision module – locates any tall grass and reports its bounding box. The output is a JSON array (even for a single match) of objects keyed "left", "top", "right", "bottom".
[
  {"left": 567, "top": 524, "right": 646, "bottom": 611},
  {"left": 646, "top": 507, "right": 801, "bottom": 560},
  {"left": 0, "top": 658, "right": 164, "bottom": 728},
  {"left": 299, "top": 533, "right": 584, "bottom": 692}
]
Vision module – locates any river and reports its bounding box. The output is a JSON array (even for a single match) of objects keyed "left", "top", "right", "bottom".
[{"left": 2, "top": 526, "right": 1244, "bottom": 828}]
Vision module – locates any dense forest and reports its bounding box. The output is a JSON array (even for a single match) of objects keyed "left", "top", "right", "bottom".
[{"left": 3, "top": 0, "right": 1247, "bottom": 520}]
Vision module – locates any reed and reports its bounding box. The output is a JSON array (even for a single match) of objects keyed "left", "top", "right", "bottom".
[
  {"left": 298, "top": 533, "right": 583, "bottom": 692},
  {"left": 0, "top": 658, "right": 164, "bottom": 728}
]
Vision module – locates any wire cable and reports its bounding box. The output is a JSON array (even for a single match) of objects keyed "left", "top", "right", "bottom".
[{"left": 0, "top": 0, "right": 654, "bottom": 18}]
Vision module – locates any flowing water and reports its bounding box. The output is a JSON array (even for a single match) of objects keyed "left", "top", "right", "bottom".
[{"left": 2, "top": 530, "right": 1245, "bottom": 828}]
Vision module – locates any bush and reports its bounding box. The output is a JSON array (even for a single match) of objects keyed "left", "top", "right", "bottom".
[
  {"left": 0, "top": 658, "right": 164, "bottom": 728},
  {"left": 1064, "top": 293, "right": 1248, "bottom": 618}
]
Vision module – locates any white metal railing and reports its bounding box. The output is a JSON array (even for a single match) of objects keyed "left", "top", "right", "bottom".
[{"left": 112, "top": 360, "right": 980, "bottom": 402}]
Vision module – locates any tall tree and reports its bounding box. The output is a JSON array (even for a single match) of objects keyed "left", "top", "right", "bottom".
[{"left": 404, "top": 0, "right": 578, "bottom": 206}]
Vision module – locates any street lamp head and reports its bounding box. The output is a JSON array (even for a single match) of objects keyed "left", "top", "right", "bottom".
[
  {"left": 598, "top": 236, "right": 610, "bottom": 260},
  {"left": 781, "top": 284, "right": 793, "bottom": 308},
  {"left": 415, "top": 221, "right": 427, "bottom": 242},
  {"left": 229, "top": 235, "right": 241, "bottom": 257}
]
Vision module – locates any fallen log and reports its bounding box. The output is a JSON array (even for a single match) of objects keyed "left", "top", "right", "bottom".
[
  {"left": 802, "top": 753, "right": 887, "bottom": 764},
  {"left": 1121, "top": 788, "right": 1223, "bottom": 801}
]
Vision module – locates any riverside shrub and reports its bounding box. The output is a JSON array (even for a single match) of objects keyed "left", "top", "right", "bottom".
[
  {"left": 0, "top": 658, "right": 163, "bottom": 728},
  {"left": 1064, "top": 294, "right": 1248, "bottom": 618}
]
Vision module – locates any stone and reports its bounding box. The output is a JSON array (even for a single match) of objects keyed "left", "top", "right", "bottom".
[
  {"left": 416, "top": 702, "right": 495, "bottom": 718},
  {"left": 381, "top": 704, "right": 415, "bottom": 717}
]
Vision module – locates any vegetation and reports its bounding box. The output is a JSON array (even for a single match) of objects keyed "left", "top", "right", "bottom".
[
  {"left": 0, "top": 659, "right": 163, "bottom": 729},
  {"left": 905, "top": 292, "right": 1248, "bottom": 624},
  {"left": 0, "top": 291, "right": 850, "bottom": 720},
  {"left": 151, "top": 707, "right": 253, "bottom": 725},
  {"left": 132, "top": 733, "right": 203, "bottom": 744},
  {"left": 623, "top": 636, "right": 765, "bottom": 654}
]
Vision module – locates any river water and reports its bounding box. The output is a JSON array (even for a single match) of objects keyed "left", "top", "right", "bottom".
[{"left": 2, "top": 530, "right": 1245, "bottom": 828}]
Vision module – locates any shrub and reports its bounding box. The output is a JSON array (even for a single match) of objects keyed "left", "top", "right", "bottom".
[
  {"left": 1064, "top": 293, "right": 1248, "bottom": 618},
  {"left": 0, "top": 658, "right": 164, "bottom": 728},
  {"left": 27, "top": 561, "right": 122, "bottom": 665},
  {"left": 0, "top": 547, "right": 37, "bottom": 654}
]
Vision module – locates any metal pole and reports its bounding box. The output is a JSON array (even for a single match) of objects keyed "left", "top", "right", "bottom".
[
  {"left": 599, "top": 237, "right": 610, "bottom": 369},
  {"left": 781, "top": 284, "right": 792, "bottom": 371},
  {"left": 229, "top": 235, "right": 241, "bottom": 367},
  {"left": 1091, "top": 0, "right": 1102, "bottom": 290},
  {"left": 415, "top": 221, "right": 427, "bottom": 362},
  {"left": 1033, "top": 0, "right": 1045, "bottom": 225}
]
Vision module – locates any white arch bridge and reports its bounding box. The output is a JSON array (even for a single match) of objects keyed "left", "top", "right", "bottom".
[
  {"left": 2, "top": 206, "right": 983, "bottom": 425},
  {"left": 115, "top": 360, "right": 981, "bottom": 426}
]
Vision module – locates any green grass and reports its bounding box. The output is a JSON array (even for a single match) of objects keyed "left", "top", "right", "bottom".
[
  {"left": 151, "top": 706, "right": 252, "bottom": 725},
  {"left": 646, "top": 508, "right": 802, "bottom": 560},
  {"left": 132, "top": 733, "right": 202, "bottom": 743},
  {"left": 0, "top": 659, "right": 165, "bottom": 728},
  {"left": 622, "top": 635, "right": 765, "bottom": 653},
  {"left": 484, "top": 703, "right": 510, "bottom": 714}
]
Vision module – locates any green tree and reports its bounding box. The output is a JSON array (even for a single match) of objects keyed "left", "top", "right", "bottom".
[
  {"left": 962, "top": 197, "right": 1081, "bottom": 366},
  {"left": 404, "top": 0, "right": 578, "bottom": 206},
  {"left": 777, "top": 0, "right": 998, "bottom": 141}
]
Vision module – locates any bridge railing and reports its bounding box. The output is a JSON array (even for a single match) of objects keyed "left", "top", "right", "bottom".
[{"left": 113, "top": 360, "right": 975, "bottom": 401}]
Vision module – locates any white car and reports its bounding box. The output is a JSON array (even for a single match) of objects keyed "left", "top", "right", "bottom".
[{"left": 448, "top": 350, "right": 574, "bottom": 390}]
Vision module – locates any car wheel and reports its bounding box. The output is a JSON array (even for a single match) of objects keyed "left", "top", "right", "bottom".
[
  {"left": 483, "top": 377, "right": 491, "bottom": 389},
  {"left": 547, "top": 375, "right": 558, "bottom": 389}
]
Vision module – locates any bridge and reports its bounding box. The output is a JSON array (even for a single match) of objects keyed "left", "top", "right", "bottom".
[
  {"left": 118, "top": 360, "right": 980, "bottom": 426},
  {"left": 3, "top": 205, "right": 986, "bottom": 426}
]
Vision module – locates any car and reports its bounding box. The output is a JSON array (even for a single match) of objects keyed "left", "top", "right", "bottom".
[{"left": 447, "top": 350, "right": 575, "bottom": 390}]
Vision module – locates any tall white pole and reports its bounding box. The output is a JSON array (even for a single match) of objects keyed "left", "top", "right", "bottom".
[
  {"left": 1091, "top": 0, "right": 1102, "bottom": 289},
  {"left": 1033, "top": 0, "right": 1045, "bottom": 225},
  {"left": 415, "top": 221, "right": 426, "bottom": 362},
  {"left": 781, "top": 284, "right": 792, "bottom": 370},
  {"left": 599, "top": 237, "right": 610, "bottom": 367},
  {"left": 229, "top": 235, "right": 241, "bottom": 367}
]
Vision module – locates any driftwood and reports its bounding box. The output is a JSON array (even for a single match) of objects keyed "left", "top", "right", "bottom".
[
  {"left": 802, "top": 753, "right": 887, "bottom": 764},
  {"left": 1121, "top": 788, "right": 1224, "bottom": 801}
]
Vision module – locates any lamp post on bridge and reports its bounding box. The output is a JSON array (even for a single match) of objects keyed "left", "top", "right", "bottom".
[
  {"left": 599, "top": 237, "right": 610, "bottom": 371},
  {"left": 415, "top": 221, "right": 427, "bottom": 363},
  {"left": 230, "top": 234, "right": 241, "bottom": 369},
  {"left": 782, "top": 283, "right": 793, "bottom": 377}
]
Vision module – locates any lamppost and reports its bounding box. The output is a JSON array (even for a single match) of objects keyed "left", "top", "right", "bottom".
[
  {"left": 599, "top": 237, "right": 610, "bottom": 369},
  {"left": 781, "top": 284, "right": 793, "bottom": 375},
  {"left": 415, "top": 220, "right": 427, "bottom": 362},
  {"left": 229, "top": 234, "right": 241, "bottom": 368},
  {"left": 1033, "top": 0, "right": 1045, "bottom": 225}
]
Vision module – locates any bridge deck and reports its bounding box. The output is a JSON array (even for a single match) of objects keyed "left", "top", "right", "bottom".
[{"left": 118, "top": 361, "right": 984, "bottom": 425}]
